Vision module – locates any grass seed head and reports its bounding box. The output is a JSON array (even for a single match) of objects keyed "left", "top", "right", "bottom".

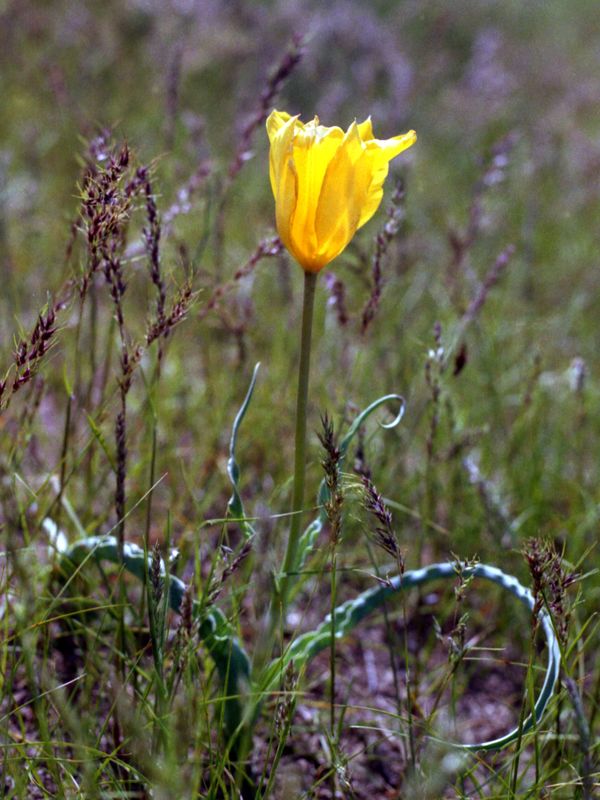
[{"left": 361, "top": 474, "right": 403, "bottom": 570}]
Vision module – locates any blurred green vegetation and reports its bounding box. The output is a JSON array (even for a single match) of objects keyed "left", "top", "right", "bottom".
[{"left": 1, "top": 0, "right": 599, "bottom": 795}]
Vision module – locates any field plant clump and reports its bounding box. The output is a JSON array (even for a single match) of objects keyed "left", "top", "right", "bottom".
[{"left": 0, "top": 1, "right": 599, "bottom": 798}]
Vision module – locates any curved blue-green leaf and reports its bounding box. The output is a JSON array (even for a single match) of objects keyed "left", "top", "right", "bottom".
[
  {"left": 226, "top": 362, "right": 260, "bottom": 539},
  {"left": 297, "top": 393, "right": 406, "bottom": 570},
  {"left": 260, "top": 561, "right": 560, "bottom": 752},
  {"left": 55, "top": 531, "right": 560, "bottom": 754},
  {"left": 338, "top": 393, "right": 405, "bottom": 459},
  {"left": 58, "top": 535, "right": 251, "bottom": 741}
]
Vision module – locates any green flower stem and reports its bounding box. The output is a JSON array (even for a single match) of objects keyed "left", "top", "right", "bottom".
[{"left": 280, "top": 269, "right": 318, "bottom": 613}]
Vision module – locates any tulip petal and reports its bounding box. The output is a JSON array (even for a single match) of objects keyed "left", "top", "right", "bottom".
[
  {"left": 357, "top": 117, "right": 373, "bottom": 141},
  {"left": 312, "top": 122, "right": 374, "bottom": 264},
  {"left": 365, "top": 129, "right": 417, "bottom": 158},
  {"left": 289, "top": 119, "right": 345, "bottom": 267},
  {"left": 268, "top": 114, "right": 298, "bottom": 188},
  {"left": 268, "top": 115, "right": 300, "bottom": 258},
  {"left": 266, "top": 109, "right": 292, "bottom": 143},
  {"left": 358, "top": 131, "right": 417, "bottom": 228}
]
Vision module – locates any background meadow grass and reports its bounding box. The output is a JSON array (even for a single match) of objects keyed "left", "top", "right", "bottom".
[{"left": 0, "top": 0, "right": 599, "bottom": 797}]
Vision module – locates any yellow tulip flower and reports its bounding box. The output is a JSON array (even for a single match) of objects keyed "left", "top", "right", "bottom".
[{"left": 266, "top": 110, "right": 416, "bottom": 272}]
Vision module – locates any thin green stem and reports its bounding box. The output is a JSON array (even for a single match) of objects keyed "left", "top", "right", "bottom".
[
  {"left": 329, "top": 544, "right": 338, "bottom": 799},
  {"left": 330, "top": 547, "right": 337, "bottom": 736},
  {"left": 55, "top": 293, "right": 85, "bottom": 527},
  {"left": 279, "top": 269, "right": 318, "bottom": 612}
]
